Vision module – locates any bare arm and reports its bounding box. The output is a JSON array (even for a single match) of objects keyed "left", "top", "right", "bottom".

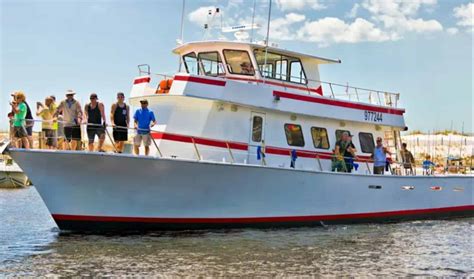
[
  {"left": 126, "top": 105, "right": 130, "bottom": 127},
  {"left": 99, "top": 103, "right": 106, "bottom": 125},
  {"left": 110, "top": 103, "right": 116, "bottom": 126}
]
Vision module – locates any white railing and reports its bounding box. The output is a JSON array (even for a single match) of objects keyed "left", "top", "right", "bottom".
[
  {"left": 8, "top": 120, "right": 472, "bottom": 176},
  {"left": 137, "top": 64, "right": 401, "bottom": 109}
]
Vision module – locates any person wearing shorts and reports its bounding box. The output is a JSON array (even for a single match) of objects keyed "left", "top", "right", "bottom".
[
  {"left": 110, "top": 92, "right": 130, "bottom": 153},
  {"left": 10, "top": 91, "right": 30, "bottom": 149},
  {"left": 36, "top": 96, "right": 57, "bottom": 149},
  {"left": 55, "top": 90, "right": 83, "bottom": 150},
  {"left": 84, "top": 93, "right": 107, "bottom": 152},
  {"left": 133, "top": 99, "right": 156, "bottom": 156}
]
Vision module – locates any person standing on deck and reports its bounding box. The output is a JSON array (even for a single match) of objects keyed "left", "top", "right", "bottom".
[
  {"left": 110, "top": 92, "right": 130, "bottom": 153},
  {"left": 335, "top": 132, "right": 357, "bottom": 173},
  {"left": 84, "top": 93, "right": 107, "bottom": 152},
  {"left": 401, "top": 143, "right": 415, "bottom": 175},
  {"left": 55, "top": 90, "right": 83, "bottom": 150},
  {"left": 10, "top": 91, "right": 30, "bottom": 149},
  {"left": 371, "top": 137, "right": 391, "bottom": 175},
  {"left": 36, "top": 96, "right": 57, "bottom": 149},
  {"left": 133, "top": 99, "right": 156, "bottom": 156}
]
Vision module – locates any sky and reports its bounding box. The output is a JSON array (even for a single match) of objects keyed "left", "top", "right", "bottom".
[{"left": 1, "top": 0, "right": 473, "bottom": 133}]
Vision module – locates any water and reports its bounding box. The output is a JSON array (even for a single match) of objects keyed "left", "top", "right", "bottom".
[{"left": 0, "top": 187, "right": 472, "bottom": 277}]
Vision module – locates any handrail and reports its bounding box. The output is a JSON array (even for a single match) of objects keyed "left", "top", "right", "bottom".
[
  {"left": 139, "top": 65, "right": 401, "bottom": 108},
  {"left": 12, "top": 119, "right": 471, "bottom": 176}
]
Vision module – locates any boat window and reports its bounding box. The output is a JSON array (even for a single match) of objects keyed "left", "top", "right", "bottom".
[
  {"left": 275, "top": 60, "right": 288, "bottom": 80},
  {"left": 183, "top": 52, "right": 199, "bottom": 75},
  {"left": 198, "top": 52, "right": 224, "bottom": 77},
  {"left": 223, "top": 50, "right": 255, "bottom": 76},
  {"left": 252, "top": 116, "right": 263, "bottom": 142},
  {"left": 311, "top": 127, "right": 329, "bottom": 149},
  {"left": 335, "top": 130, "right": 350, "bottom": 142},
  {"left": 258, "top": 63, "right": 273, "bottom": 78},
  {"left": 359, "top": 132, "right": 375, "bottom": 153},
  {"left": 284, "top": 124, "right": 305, "bottom": 147},
  {"left": 254, "top": 49, "right": 307, "bottom": 84},
  {"left": 290, "top": 61, "right": 307, "bottom": 83}
]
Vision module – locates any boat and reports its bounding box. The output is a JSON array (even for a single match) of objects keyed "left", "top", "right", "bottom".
[
  {"left": 0, "top": 140, "right": 30, "bottom": 188},
  {"left": 5, "top": 36, "right": 473, "bottom": 232}
]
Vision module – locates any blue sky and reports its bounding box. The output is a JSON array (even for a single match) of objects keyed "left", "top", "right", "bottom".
[{"left": 1, "top": 0, "right": 473, "bottom": 132}]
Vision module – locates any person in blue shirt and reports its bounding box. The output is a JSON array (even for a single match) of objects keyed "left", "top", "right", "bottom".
[
  {"left": 371, "top": 137, "right": 391, "bottom": 174},
  {"left": 422, "top": 155, "right": 435, "bottom": 175},
  {"left": 133, "top": 99, "right": 156, "bottom": 156}
]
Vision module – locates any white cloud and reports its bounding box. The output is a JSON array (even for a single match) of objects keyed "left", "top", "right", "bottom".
[
  {"left": 453, "top": 2, "right": 474, "bottom": 30},
  {"left": 361, "top": 0, "right": 443, "bottom": 34},
  {"left": 188, "top": 6, "right": 216, "bottom": 26},
  {"left": 269, "top": 13, "right": 306, "bottom": 39},
  {"left": 275, "top": 0, "right": 325, "bottom": 11},
  {"left": 297, "top": 17, "right": 396, "bottom": 47},
  {"left": 446, "top": 27, "right": 459, "bottom": 35}
]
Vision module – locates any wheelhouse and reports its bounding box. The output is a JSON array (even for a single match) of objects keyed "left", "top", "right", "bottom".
[{"left": 173, "top": 41, "right": 341, "bottom": 95}]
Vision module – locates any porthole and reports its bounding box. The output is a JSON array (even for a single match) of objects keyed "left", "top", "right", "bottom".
[{"left": 401, "top": 186, "right": 415, "bottom": 190}]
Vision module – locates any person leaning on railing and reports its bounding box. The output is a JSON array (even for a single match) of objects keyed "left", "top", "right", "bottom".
[
  {"left": 371, "top": 137, "right": 391, "bottom": 175},
  {"left": 400, "top": 143, "right": 415, "bottom": 175},
  {"left": 10, "top": 91, "right": 30, "bottom": 149},
  {"left": 334, "top": 132, "right": 357, "bottom": 173},
  {"left": 36, "top": 96, "right": 57, "bottom": 149},
  {"left": 110, "top": 92, "right": 130, "bottom": 153},
  {"left": 54, "top": 90, "right": 83, "bottom": 150},
  {"left": 133, "top": 99, "right": 156, "bottom": 156}
]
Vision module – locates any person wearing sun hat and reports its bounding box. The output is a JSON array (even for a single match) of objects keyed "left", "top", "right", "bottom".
[{"left": 55, "top": 89, "right": 83, "bottom": 150}]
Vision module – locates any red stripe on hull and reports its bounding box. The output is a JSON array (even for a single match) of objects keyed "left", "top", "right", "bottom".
[
  {"left": 273, "top": 91, "right": 405, "bottom": 115},
  {"left": 150, "top": 131, "right": 372, "bottom": 161},
  {"left": 52, "top": 205, "right": 474, "bottom": 224},
  {"left": 174, "top": 75, "right": 226, "bottom": 86}
]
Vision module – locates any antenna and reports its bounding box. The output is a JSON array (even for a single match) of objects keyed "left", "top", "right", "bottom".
[
  {"left": 263, "top": 0, "right": 273, "bottom": 84},
  {"left": 177, "top": 0, "right": 186, "bottom": 72},
  {"left": 250, "top": 0, "right": 257, "bottom": 42}
]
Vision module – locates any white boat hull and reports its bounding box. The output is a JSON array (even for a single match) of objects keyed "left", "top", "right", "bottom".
[{"left": 8, "top": 149, "right": 474, "bottom": 231}]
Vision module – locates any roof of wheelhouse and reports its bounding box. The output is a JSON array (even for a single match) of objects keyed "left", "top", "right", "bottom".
[{"left": 172, "top": 40, "right": 342, "bottom": 65}]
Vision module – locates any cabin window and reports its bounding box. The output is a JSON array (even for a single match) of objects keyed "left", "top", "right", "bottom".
[
  {"left": 359, "top": 132, "right": 375, "bottom": 153},
  {"left": 223, "top": 50, "right": 255, "bottom": 76},
  {"left": 258, "top": 64, "right": 273, "bottom": 78},
  {"left": 311, "top": 127, "right": 329, "bottom": 149},
  {"left": 275, "top": 60, "right": 288, "bottom": 80},
  {"left": 252, "top": 116, "right": 263, "bottom": 142},
  {"left": 284, "top": 124, "right": 305, "bottom": 147},
  {"left": 253, "top": 49, "right": 307, "bottom": 84},
  {"left": 183, "top": 52, "right": 199, "bottom": 75},
  {"left": 290, "top": 61, "right": 307, "bottom": 83},
  {"left": 335, "top": 130, "right": 351, "bottom": 142},
  {"left": 198, "top": 52, "right": 224, "bottom": 77}
]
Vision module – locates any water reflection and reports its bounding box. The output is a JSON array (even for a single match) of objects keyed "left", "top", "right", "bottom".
[{"left": 1, "top": 188, "right": 472, "bottom": 277}]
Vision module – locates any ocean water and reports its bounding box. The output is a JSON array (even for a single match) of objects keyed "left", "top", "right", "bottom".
[{"left": 0, "top": 187, "right": 472, "bottom": 277}]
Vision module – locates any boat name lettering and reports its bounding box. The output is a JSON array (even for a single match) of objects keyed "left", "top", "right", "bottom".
[{"left": 364, "top": 110, "right": 383, "bottom": 122}]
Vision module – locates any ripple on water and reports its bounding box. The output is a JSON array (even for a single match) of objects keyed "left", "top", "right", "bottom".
[{"left": 0, "top": 187, "right": 473, "bottom": 277}]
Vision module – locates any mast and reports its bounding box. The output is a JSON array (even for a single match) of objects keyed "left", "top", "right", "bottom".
[
  {"left": 178, "top": 0, "right": 186, "bottom": 72},
  {"left": 262, "top": 0, "right": 272, "bottom": 84},
  {"left": 250, "top": 0, "right": 257, "bottom": 43}
]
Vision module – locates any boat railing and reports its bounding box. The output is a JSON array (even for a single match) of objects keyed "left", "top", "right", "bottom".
[
  {"left": 136, "top": 64, "right": 400, "bottom": 109},
  {"left": 9, "top": 120, "right": 472, "bottom": 176}
]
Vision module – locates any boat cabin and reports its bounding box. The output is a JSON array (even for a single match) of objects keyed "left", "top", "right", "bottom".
[
  {"left": 130, "top": 41, "right": 406, "bottom": 174},
  {"left": 173, "top": 41, "right": 341, "bottom": 95}
]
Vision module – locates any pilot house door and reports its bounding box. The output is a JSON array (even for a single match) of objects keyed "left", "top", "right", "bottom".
[{"left": 248, "top": 112, "right": 266, "bottom": 164}]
